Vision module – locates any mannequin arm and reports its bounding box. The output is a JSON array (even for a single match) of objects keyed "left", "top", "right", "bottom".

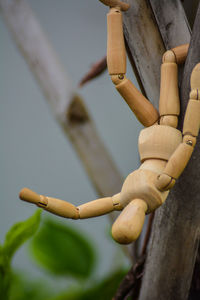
[
  {"left": 19, "top": 188, "right": 122, "bottom": 219},
  {"left": 105, "top": 3, "right": 159, "bottom": 127},
  {"left": 156, "top": 63, "right": 200, "bottom": 191},
  {"left": 159, "top": 44, "right": 189, "bottom": 127}
]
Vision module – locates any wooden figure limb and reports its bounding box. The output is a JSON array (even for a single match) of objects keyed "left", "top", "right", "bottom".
[
  {"left": 106, "top": 5, "right": 159, "bottom": 127},
  {"left": 159, "top": 44, "right": 189, "bottom": 127},
  {"left": 77, "top": 193, "right": 122, "bottom": 218},
  {"left": 156, "top": 142, "right": 194, "bottom": 191},
  {"left": 159, "top": 51, "right": 179, "bottom": 127},
  {"left": 111, "top": 198, "right": 148, "bottom": 244},
  {"left": 115, "top": 77, "right": 159, "bottom": 127},
  {"left": 171, "top": 44, "right": 189, "bottom": 65},
  {"left": 107, "top": 7, "right": 126, "bottom": 75},
  {"left": 156, "top": 63, "right": 200, "bottom": 191},
  {"left": 19, "top": 188, "right": 122, "bottom": 219}
]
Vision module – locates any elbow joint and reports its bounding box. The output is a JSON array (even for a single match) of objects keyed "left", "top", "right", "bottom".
[
  {"left": 110, "top": 74, "right": 126, "bottom": 85},
  {"left": 162, "top": 50, "right": 176, "bottom": 63}
]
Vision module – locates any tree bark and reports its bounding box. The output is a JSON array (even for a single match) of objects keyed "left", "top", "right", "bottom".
[
  {"left": 138, "top": 2, "right": 200, "bottom": 300},
  {"left": 120, "top": 0, "right": 200, "bottom": 299},
  {"left": 149, "top": 0, "right": 191, "bottom": 49},
  {"left": 123, "top": 0, "right": 190, "bottom": 107},
  {"left": 123, "top": 0, "right": 165, "bottom": 107}
]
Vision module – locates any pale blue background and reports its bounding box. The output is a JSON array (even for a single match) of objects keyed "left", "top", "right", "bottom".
[{"left": 0, "top": 0, "right": 142, "bottom": 289}]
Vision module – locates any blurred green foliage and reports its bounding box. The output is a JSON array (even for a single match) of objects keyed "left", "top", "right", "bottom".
[
  {"left": 9, "top": 273, "right": 51, "bottom": 300},
  {"left": 51, "top": 270, "right": 126, "bottom": 300},
  {"left": 0, "top": 210, "right": 127, "bottom": 300},
  {"left": 0, "top": 210, "right": 41, "bottom": 300},
  {"left": 3, "top": 210, "right": 41, "bottom": 261},
  {"left": 30, "top": 219, "right": 95, "bottom": 278}
]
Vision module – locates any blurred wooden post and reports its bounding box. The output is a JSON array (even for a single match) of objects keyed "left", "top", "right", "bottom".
[{"left": 0, "top": 0, "right": 123, "bottom": 198}]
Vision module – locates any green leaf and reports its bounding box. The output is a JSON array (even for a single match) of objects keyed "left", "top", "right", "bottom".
[
  {"left": 3, "top": 209, "right": 41, "bottom": 260},
  {"left": 30, "top": 219, "right": 96, "bottom": 279}
]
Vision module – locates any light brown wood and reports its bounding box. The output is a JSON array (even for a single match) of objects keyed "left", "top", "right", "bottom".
[
  {"left": 7, "top": 0, "right": 196, "bottom": 255},
  {"left": 156, "top": 173, "right": 176, "bottom": 191},
  {"left": 19, "top": 187, "right": 44, "bottom": 205},
  {"left": 190, "top": 63, "right": 200, "bottom": 90},
  {"left": 138, "top": 125, "right": 182, "bottom": 162},
  {"left": 19, "top": 188, "right": 79, "bottom": 219},
  {"left": 139, "top": 159, "right": 166, "bottom": 174},
  {"left": 46, "top": 196, "right": 79, "bottom": 219},
  {"left": 163, "top": 142, "right": 194, "bottom": 179},
  {"left": 19, "top": 188, "right": 124, "bottom": 219},
  {"left": 172, "top": 44, "right": 189, "bottom": 64},
  {"left": 159, "top": 115, "right": 178, "bottom": 128},
  {"left": 112, "top": 193, "right": 122, "bottom": 210},
  {"left": 120, "top": 168, "right": 169, "bottom": 212},
  {"left": 183, "top": 134, "right": 196, "bottom": 147},
  {"left": 116, "top": 78, "right": 159, "bottom": 126},
  {"left": 99, "top": 0, "right": 130, "bottom": 11},
  {"left": 107, "top": 8, "right": 126, "bottom": 75},
  {"left": 183, "top": 99, "right": 200, "bottom": 136},
  {"left": 159, "top": 62, "right": 180, "bottom": 117},
  {"left": 77, "top": 194, "right": 122, "bottom": 219},
  {"left": 111, "top": 199, "right": 147, "bottom": 244},
  {"left": 189, "top": 63, "right": 200, "bottom": 99},
  {"left": 190, "top": 90, "right": 200, "bottom": 100},
  {"left": 162, "top": 50, "right": 176, "bottom": 63}
]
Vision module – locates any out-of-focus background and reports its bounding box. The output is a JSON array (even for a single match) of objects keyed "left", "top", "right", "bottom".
[{"left": 0, "top": 0, "right": 142, "bottom": 296}]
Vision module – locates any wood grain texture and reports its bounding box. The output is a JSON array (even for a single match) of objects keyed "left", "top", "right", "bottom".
[
  {"left": 159, "top": 63, "right": 180, "bottom": 116},
  {"left": 138, "top": 125, "right": 182, "bottom": 162},
  {"left": 112, "top": 199, "right": 147, "bottom": 244},
  {"left": 149, "top": 0, "right": 191, "bottom": 49},
  {"left": 164, "top": 142, "right": 194, "bottom": 179},
  {"left": 183, "top": 99, "right": 200, "bottom": 136},
  {"left": 190, "top": 62, "right": 200, "bottom": 90},
  {"left": 116, "top": 78, "right": 159, "bottom": 126},
  {"left": 122, "top": 0, "right": 165, "bottom": 107},
  {"left": 107, "top": 8, "right": 126, "bottom": 74},
  {"left": 172, "top": 44, "right": 189, "bottom": 64},
  {"left": 78, "top": 197, "right": 117, "bottom": 218},
  {"left": 0, "top": 0, "right": 123, "bottom": 198},
  {"left": 19, "top": 188, "right": 79, "bottom": 219},
  {"left": 120, "top": 166, "right": 169, "bottom": 213},
  {"left": 138, "top": 2, "right": 200, "bottom": 300}
]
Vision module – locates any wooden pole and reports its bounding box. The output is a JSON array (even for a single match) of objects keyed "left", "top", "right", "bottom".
[{"left": 0, "top": 0, "right": 123, "bottom": 198}]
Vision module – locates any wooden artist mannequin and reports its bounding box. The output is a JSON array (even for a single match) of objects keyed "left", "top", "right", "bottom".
[{"left": 19, "top": 0, "right": 200, "bottom": 244}]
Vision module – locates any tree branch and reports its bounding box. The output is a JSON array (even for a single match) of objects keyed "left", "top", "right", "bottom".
[
  {"left": 123, "top": 0, "right": 165, "bottom": 107},
  {"left": 138, "top": 1, "right": 200, "bottom": 300},
  {"left": 79, "top": 56, "right": 107, "bottom": 87},
  {"left": 117, "top": 0, "right": 198, "bottom": 299}
]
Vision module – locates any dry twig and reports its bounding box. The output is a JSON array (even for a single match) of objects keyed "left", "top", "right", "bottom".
[{"left": 79, "top": 56, "right": 107, "bottom": 87}]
